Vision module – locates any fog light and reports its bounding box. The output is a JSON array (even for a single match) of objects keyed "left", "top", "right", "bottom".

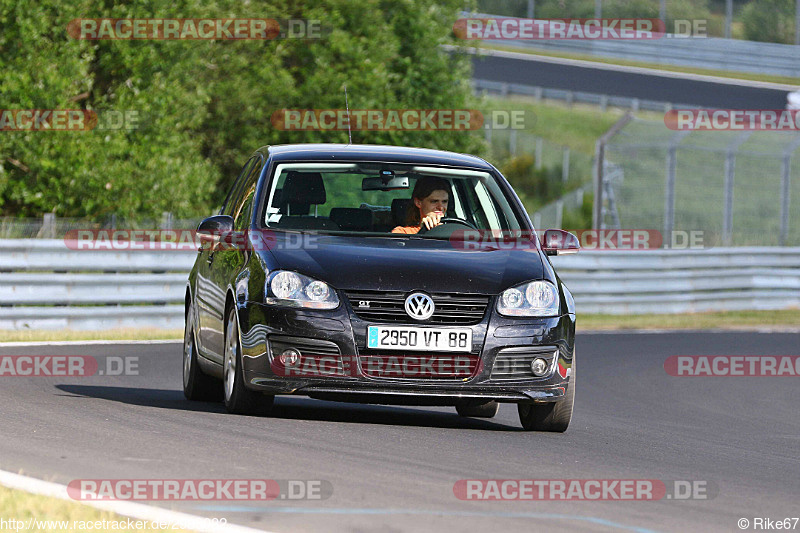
[
  {"left": 530, "top": 357, "right": 549, "bottom": 376},
  {"left": 279, "top": 348, "right": 301, "bottom": 366}
]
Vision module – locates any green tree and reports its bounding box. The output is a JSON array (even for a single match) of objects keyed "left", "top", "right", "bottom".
[
  {"left": 0, "top": 0, "right": 482, "bottom": 220},
  {"left": 741, "top": 0, "right": 794, "bottom": 43}
]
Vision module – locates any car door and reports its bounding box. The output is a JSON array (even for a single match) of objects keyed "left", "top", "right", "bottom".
[{"left": 196, "top": 156, "right": 258, "bottom": 363}]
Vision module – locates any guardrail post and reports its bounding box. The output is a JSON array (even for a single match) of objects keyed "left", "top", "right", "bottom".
[
  {"left": 509, "top": 129, "right": 517, "bottom": 156},
  {"left": 555, "top": 200, "right": 564, "bottom": 229},
  {"left": 562, "top": 147, "right": 570, "bottom": 182},
  {"left": 780, "top": 155, "right": 791, "bottom": 245},
  {"left": 593, "top": 113, "right": 633, "bottom": 229},
  {"left": 796, "top": 0, "right": 800, "bottom": 45},
  {"left": 535, "top": 138, "right": 543, "bottom": 170},
  {"left": 726, "top": 0, "right": 733, "bottom": 39},
  {"left": 722, "top": 151, "right": 735, "bottom": 246},
  {"left": 721, "top": 132, "right": 751, "bottom": 246},
  {"left": 779, "top": 135, "right": 800, "bottom": 245},
  {"left": 40, "top": 213, "right": 56, "bottom": 239},
  {"left": 600, "top": 95, "right": 608, "bottom": 112},
  {"left": 664, "top": 146, "right": 677, "bottom": 238}
]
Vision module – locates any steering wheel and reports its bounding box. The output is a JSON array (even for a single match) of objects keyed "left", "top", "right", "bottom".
[{"left": 417, "top": 216, "right": 478, "bottom": 235}]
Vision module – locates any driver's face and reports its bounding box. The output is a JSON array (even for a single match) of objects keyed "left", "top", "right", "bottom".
[{"left": 415, "top": 189, "right": 449, "bottom": 218}]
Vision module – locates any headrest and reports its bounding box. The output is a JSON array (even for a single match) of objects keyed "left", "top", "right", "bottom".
[
  {"left": 329, "top": 208, "right": 372, "bottom": 231},
  {"left": 282, "top": 171, "right": 326, "bottom": 205},
  {"left": 391, "top": 198, "right": 412, "bottom": 226}
]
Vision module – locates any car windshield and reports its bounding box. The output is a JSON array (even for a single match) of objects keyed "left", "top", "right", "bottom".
[{"left": 262, "top": 162, "right": 525, "bottom": 236}]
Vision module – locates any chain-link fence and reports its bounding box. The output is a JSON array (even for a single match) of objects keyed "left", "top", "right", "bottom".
[
  {"left": 0, "top": 213, "right": 204, "bottom": 239},
  {"left": 485, "top": 127, "right": 594, "bottom": 222},
  {"left": 595, "top": 117, "right": 800, "bottom": 246}
]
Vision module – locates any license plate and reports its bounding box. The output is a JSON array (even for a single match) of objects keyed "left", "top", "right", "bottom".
[{"left": 366, "top": 326, "right": 472, "bottom": 352}]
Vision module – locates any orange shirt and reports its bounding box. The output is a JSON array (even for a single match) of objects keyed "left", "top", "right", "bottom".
[{"left": 391, "top": 225, "right": 420, "bottom": 234}]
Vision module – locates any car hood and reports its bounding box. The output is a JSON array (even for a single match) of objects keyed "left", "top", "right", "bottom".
[{"left": 259, "top": 233, "right": 545, "bottom": 295}]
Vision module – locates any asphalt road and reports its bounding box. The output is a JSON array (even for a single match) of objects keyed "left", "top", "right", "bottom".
[
  {"left": 471, "top": 51, "right": 793, "bottom": 109},
  {"left": 1, "top": 332, "right": 798, "bottom": 532}
]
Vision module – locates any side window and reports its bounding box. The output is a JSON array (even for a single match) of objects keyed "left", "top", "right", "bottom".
[
  {"left": 222, "top": 157, "right": 257, "bottom": 216},
  {"left": 234, "top": 186, "right": 257, "bottom": 231},
  {"left": 232, "top": 159, "right": 263, "bottom": 229}
]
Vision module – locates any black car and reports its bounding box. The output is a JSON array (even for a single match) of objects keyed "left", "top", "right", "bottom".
[{"left": 183, "top": 144, "right": 579, "bottom": 431}]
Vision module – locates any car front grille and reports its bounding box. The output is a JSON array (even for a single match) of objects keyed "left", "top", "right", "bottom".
[
  {"left": 490, "top": 346, "right": 559, "bottom": 381},
  {"left": 344, "top": 290, "right": 490, "bottom": 325},
  {"left": 357, "top": 348, "right": 481, "bottom": 380}
]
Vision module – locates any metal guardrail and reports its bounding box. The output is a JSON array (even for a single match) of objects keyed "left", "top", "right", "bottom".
[
  {"left": 551, "top": 247, "right": 800, "bottom": 314},
  {"left": 470, "top": 12, "right": 800, "bottom": 77},
  {"left": 474, "top": 78, "right": 693, "bottom": 112},
  {"left": 0, "top": 240, "right": 798, "bottom": 329},
  {"left": 0, "top": 240, "right": 195, "bottom": 330}
]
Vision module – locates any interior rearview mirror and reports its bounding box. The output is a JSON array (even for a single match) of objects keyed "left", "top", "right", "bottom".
[{"left": 362, "top": 175, "right": 409, "bottom": 191}]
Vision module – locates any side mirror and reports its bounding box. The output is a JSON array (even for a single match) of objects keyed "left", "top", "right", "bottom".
[
  {"left": 541, "top": 229, "right": 580, "bottom": 256},
  {"left": 197, "top": 215, "right": 234, "bottom": 251}
]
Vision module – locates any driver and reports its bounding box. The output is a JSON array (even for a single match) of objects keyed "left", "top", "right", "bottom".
[{"left": 391, "top": 176, "right": 449, "bottom": 234}]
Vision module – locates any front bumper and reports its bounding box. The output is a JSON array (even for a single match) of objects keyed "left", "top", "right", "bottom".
[{"left": 237, "top": 300, "right": 575, "bottom": 405}]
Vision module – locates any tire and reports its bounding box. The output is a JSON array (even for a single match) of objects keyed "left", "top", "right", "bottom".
[
  {"left": 455, "top": 400, "right": 499, "bottom": 418},
  {"left": 223, "top": 306, "right": 274, "bottom": 415},
  {"left": 517, "top": 355, "right": 575, "bottom": 432},
  {"left": 183, "top": 303, "right": 221, "bottom": 401}
]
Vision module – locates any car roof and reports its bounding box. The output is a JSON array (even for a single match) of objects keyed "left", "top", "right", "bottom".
[{"left": 257, "top": 143, "right": 495, "bottom": 170}]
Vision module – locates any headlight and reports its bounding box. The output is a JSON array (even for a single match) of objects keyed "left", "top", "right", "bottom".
[
  {"left": 497, "top": 280, "right": 559, "bottom": 317},
  {"left": 265, "top": 271, "right": 339, "bottom": 309}
]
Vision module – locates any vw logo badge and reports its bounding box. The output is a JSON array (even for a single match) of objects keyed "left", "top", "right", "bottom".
[{"left": 405, "top": 292, "right": 434, "bottom": 320}]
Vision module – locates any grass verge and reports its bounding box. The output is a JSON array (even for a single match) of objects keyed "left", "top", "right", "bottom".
[
  {"left": 481, "top": 97, "right": 623, "bottom": 154},
  {"left": 0, "top": 328, "right": 183, "bottom": 343},
  {"left": 0, "top": 484, "right": 191, "bottom": 532},
  {"left": 480, "top": 44, "right": 800, "bottom": 86},
  {"left": 578, "top": 309, "right": 800, "bottom": 331}
]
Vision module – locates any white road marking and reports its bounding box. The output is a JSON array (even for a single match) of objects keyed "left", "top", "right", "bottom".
[{"left": 0, "top": 468, "right": 273, "bottom": 533}]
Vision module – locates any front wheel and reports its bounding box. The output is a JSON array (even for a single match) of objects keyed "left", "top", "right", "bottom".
[
  {"left": 223, "top": 307, "right": 274, "bottom": 415},
  {"left": 518, "top": 355, "right": 575, "bottom": 432},
  {"left": 183, "top": 303, "right": 221, "bottom": 401}
]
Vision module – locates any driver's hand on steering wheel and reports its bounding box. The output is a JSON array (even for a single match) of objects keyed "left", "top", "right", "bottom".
[{"left": 421, "top": 211, "right": 445, "bottom": 230}]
